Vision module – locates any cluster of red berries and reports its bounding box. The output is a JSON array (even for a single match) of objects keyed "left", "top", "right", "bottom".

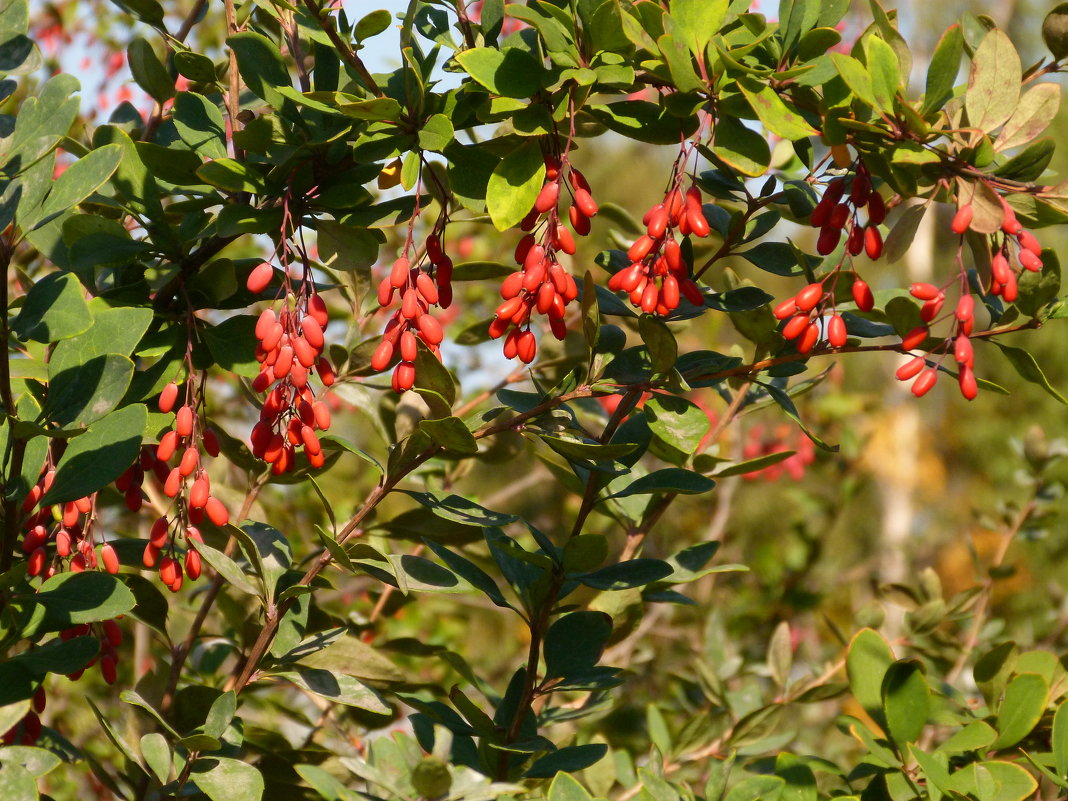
[
  {"left": 741, "top": 424, "right": 817, "bottom": 482},
  {"left": 950, "top": 200, "right": 1044, "bottom": 303},
  {"left": 21, "top": 474, "right": 118, "bottom": 579},
  {"left": 371, "top": 230, "right": 451, "bottom": 391},
  {"left": 773, "top": 275, "right": 874, "bottom": 354},
  {"left": 610, "top": 184, "right": 708, "bottom": 315},
  {"left": 893, "top": 281, "right": 979, "bottom": 399},
  {"left": 3, "top": 687, "right": 46, "bottom": 745},
  {"left": 155, "top": 384, "right": 229, "bottom": 524},
  {"left": 62, "top": 619, "right": 123, "bottom": 684},
  {"left": 809, "top": 161, "right": 885, "bottom": 258},
  {"left": 490, "top": 155, "right": 593, "bottom": 363},
  {"left": 250, "top": 289, "right": 335, "bottom": 470},
  {"left": 3, "top": 619, "right": 124, "bottom": 745},
  {"left": 142, "top": 514, "right": 203, "bottom": 592}
]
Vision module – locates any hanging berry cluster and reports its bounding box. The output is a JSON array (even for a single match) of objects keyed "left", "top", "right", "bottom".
[
  {"left": 371, "top": 217, "right": 452, "bottom": 391},
  {"left": 809, "top": 160, "right": 885, "bottom": 259},
  {"left": 3, "top": 618, "right": 124, "bottom": 745},
  {"left": 894, "top": 197, "right": 1045, "bottom": 400},
  {"left": 21, "top": 470, "right": 118, "bottom": 579},
  {"left": 776, "top": 157, "right": 882, "bottom": 355},
  {"left": 250, "top": 296, "right": 334, "bottom": 471},
  {"left": 247, "top": 186, "right": 337, "bottom": 467},
  {"left": 611, "top": 146, "right": 708, "bottom": 315},
  {"left": 141, "top": 372, "right": 226, "bottom": 591},
  {"left": 490, "top": 149, "right": 593, "bottom": 363}
]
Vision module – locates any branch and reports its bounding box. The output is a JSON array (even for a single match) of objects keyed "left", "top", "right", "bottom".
[{"left": 299, "top": 0, "right": 385, "bottom": 98}]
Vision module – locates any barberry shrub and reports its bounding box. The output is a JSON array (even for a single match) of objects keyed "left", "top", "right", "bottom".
[{"left": 4, "top": 0, "right": 1068, "bottom": 799}]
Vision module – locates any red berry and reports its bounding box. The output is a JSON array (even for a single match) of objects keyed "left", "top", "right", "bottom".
[
  {"left": 951, "top": 204, "right": 973, "bottom": 234},
  {"left": 782, "top": 314, "right": 810, "bottom": 340},
  {"left": 959, "top": 366, "right": 978, "bottom": 400},
  {"left": 795, "top": 283, "right": 824, "bottom": 312},
  {"left": 100, "top": 543, "right": 119, "bottom": 575},
  {"left": 864, "top": 225, "right": 883, "bottom": 260},
  {"left": 911, "top": 368, "right": 938, "bottom": 397},
  {"left": 909, "top": 282, "right": 940, "bottom": 301},
  {"left": 246, "top": 262, "right": 274, "bottom": 293},
  {"left": 827, "top": 314, "right": 847, "bottom": 348},
  {"left": 901, "top": 326, "right": 929, "bottom": 350},
  {"left": 158, "top": 382, "right": 179, "bottom": 414},
  {"left": 175, "top": 406, "right": 194, "bottom": 438},
  {"left": 204, "top": 497, "right": 229, "bottom": 527}
]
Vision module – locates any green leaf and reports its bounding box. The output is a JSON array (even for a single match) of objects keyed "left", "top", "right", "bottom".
[
  {"left": 11, "top": 272, "right": 92, "bottom": 343},
  {"left": 0, "top": 762, "right": 37, "bottom": 801},
  {"left": 34, "top": 571, "right": 136, "bottom": 628},
  {"left": 191, "top": 757, "right": 264, "bottom": 801},
  {"left": 235, "top": 522, "right": 292, "bottom": 601},
  {"left": 638, "top": 315, "right": 677, "bottom": 374},
  {"left": 29, "top": 144, "right": 123, "bottom": 229},
  {"left": 0, "top": 745, "right": 62, "bottom": 778},
  {"left": 486, "top": 138, "right": 545, "bottom": 231},
  {"left": 173, "top": 92, "right": 227, "bottom": 161},
  {"left": 525, "top": 744, "right": 609, "bottom": 779},
  {"left": 43, "top": 353, "right": 134, "bottom": 427},
  {"left": 173, "top": 50, "right": 217, "bottom": 83},
  {"left": 864, "top": 35, "right": 900, "bottom": 113},
  {"left": 40, "top": 404, "right": 147, "bottom": 505},
  {"left": 1054, "top": 701, "right": 1068, "bottom": 779},
  {"left": 127, "top": 37, "right": 173, "bottom": 103},
  {"left": 830, "top": 53, "right": 877, "bottom": 108},
  {"left": 937, "top": 720, "right": 997, "bottom": 754},
  {"left": 355, "top": 9, "right": 392, "bottom": 41},
  {"left": 669, "top": 0, "right": 726, "bottom": 57},
  {"left": 423, "top": 540, "right": 510, "bottom": 608},
  {"left": 202, "top": 314, "right": 260, "bottom": 378},
  {"left": 548, "top": 771, "right": 595, "bottom": 801},
  {"left": 190, "top": 539, "right": 260, "bottom": 596},
  {"left": 881, "top": 659, "right": 929, "bottom": 746},
  {"left": 712, "top": 115, "right": 771, "bottom": 177},
  {"left": 418, "top": 416, "right": 478, "bottom": 455},
  {"left": 455, "top": 46, "right": 544, "bottom": 97},
  {"left": 606, "top": 468, "right": 714, "bottom": 499},
  {"left": 227, "top": 31, "right": 291, "bottom": 108},
  {"left": 544, "top": 612, "right": 613, "bottom": 678},
  {"left": 923, "top": 24, "right": 964, "bottom": 115},
  {"left": 49, "top": 305, "right": 152, "bottom": 374},
  {"left": 738, "top": 77, "right": 818, "bottom": 139},
  {"left": 196, "top": 158, "right": 267, "bottom": 194},
  {"left": 995, "top": 83, "right": 1061, "bottom": 151},
  {"left": 994, "top": 343, "right": 1068, "bottom": 405},
  {"left": 587, "top": 100, "right": 699, "bottom": 145},
  {"left": 847, "top": 628, "right": 894, "bottom": 730},
  {"left": 580, "top": 559, "right": 673, "bottom": 590},
  {"left": 283, "top": 669, "right": 389, "bottom": 714},
  {"left": 775, "top": 752, "right": 817, "bottom": 801},
  {"left": 418, "top": 113, "right": 454, "bottom": 152},
  {"left": 140, "top": 733, "right": 171, "bottom": 783},
  {"left": 993, "top": 672, "right": 1048, "bottom": 749},
  {"left": 724, "top": 775, "right": 785, "bottom": 801},
  {"left": 400, "top": 490, "right": 519, "bottom": 527},
  {"left": 644, "top": 396, "right": 709, "bottom": 455},
  {"left": 657, "top": 33, "right": 703, "bottom": 94},
  {"left": 965, "top": 29, "right": 1022, "bottom": 133}
]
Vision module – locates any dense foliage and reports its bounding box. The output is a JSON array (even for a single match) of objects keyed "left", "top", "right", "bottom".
[{"left": 4, "top": 0, "right": 1068, "bottom": 800}]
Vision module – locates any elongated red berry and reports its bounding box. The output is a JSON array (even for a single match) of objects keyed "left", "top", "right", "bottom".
[
  {"left": 954, "top": 334, "right": 974, "bottom": 366},
  {"left": 864, "top": 225, "right": 883, "bottom": 260},
  {"left": 574, "top": 187, "right": 598, "bottom": 218},
  {"left": 782, "top": 314, "right": 809, "bottom": 340},
  {"left": 958, "top": 366, "right": 978, "bottom": 400},
  {"left": 246, "top": 262, "right": 274, "bottom": 293},
  {"left": 204, "top": 497, "right": 229, "bottom": 527},
  {"left": 1019, "top": 250, "right": 1042, "bottom": 272},
  {"left": 535, "top": 181, "right": 559, "bottom": 213},
  {"left": 795, "top": 283, "right": 824, "bottom": 312},
  {"left": 911, "top": 368, "right": 938, "bottom": 397},
  {"left": 159, "top": 382, "right": 179, "bottom": 414},
  {"left": 827, "top": 314, "right": 847, "bottom": 348},
  {"left": 901, "top": 326, "right": 929, "bottom": 350},
  {"left": 100, "top": 544, "right": 119, "bottom": 575},
  {"left": 909, "top": 282, "right": 940, "bottom": 301},
  {"left": 176, "top": 406, "right": 194, "bottom": 438},
  {"left": 951, "top": 204, "right": 973, "bottom": 234}
]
